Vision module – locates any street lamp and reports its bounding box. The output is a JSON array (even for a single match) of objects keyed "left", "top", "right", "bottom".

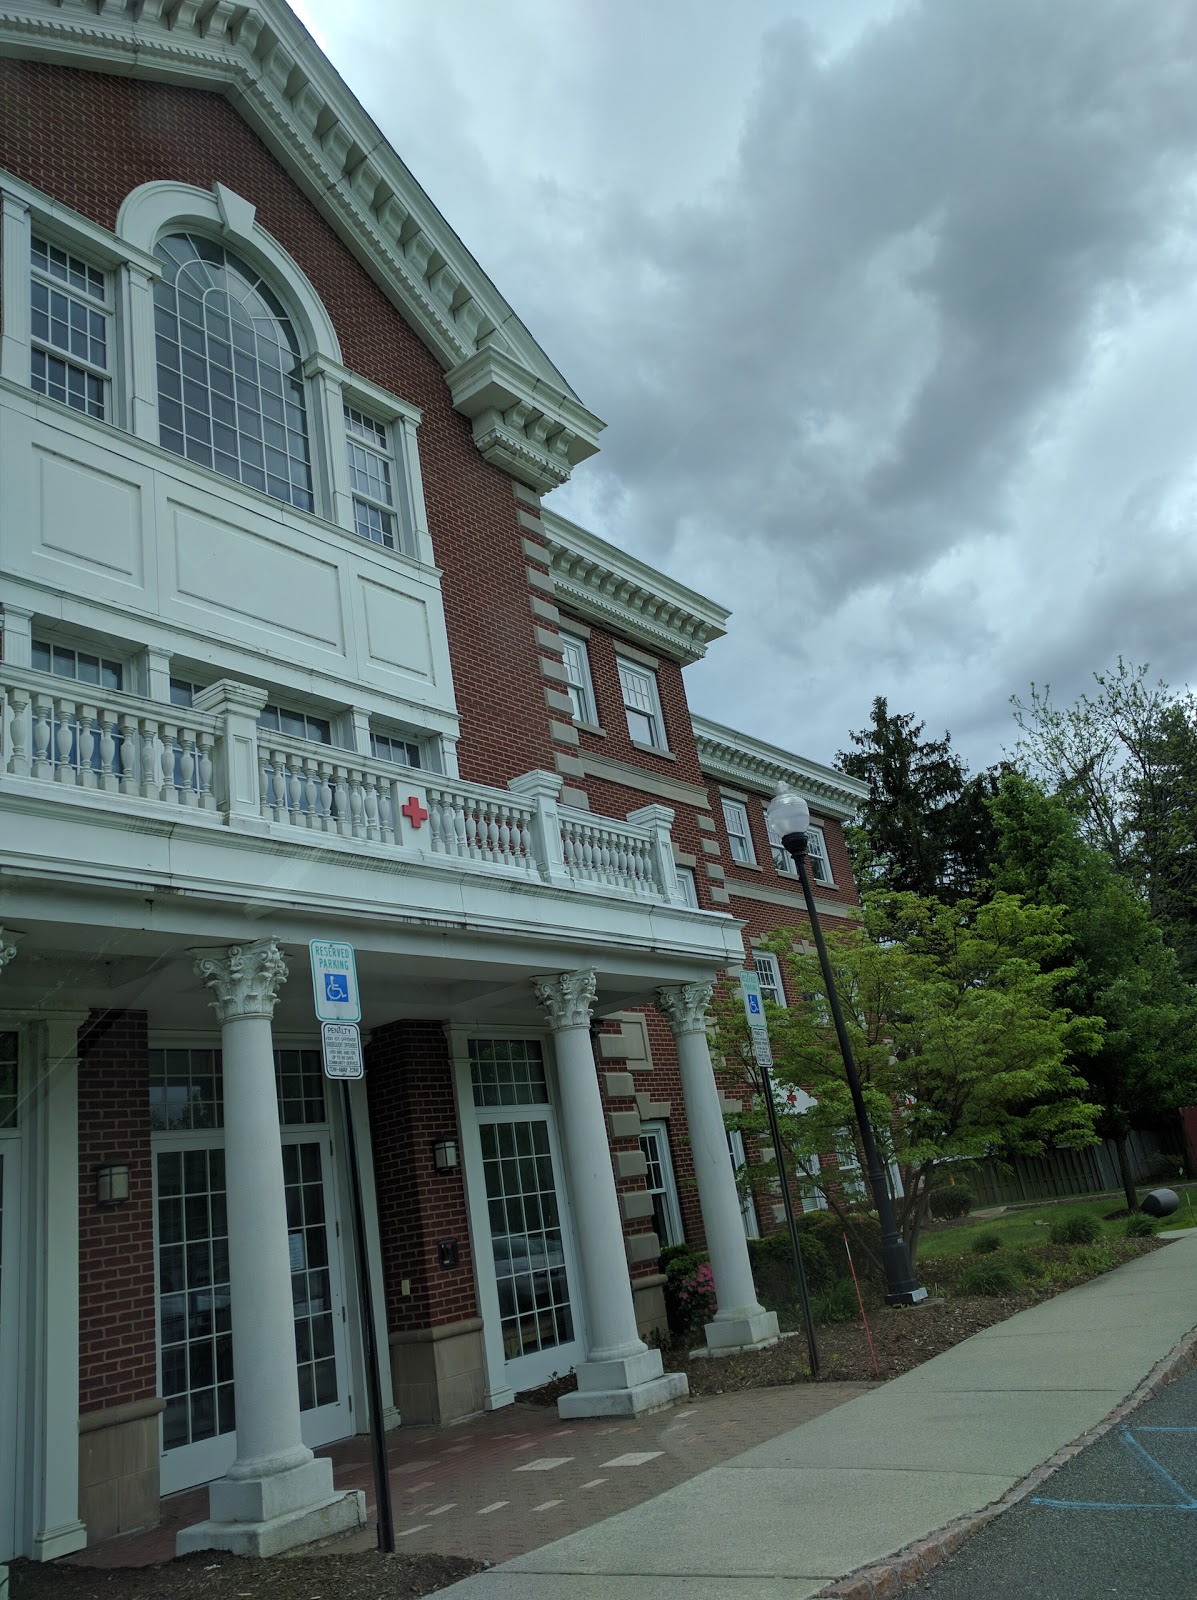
[{"left": 765, "top": 784, "right": 926, "bottom": 1306}]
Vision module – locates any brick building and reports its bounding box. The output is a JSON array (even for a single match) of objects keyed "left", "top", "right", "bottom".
[{"left": 0, "top": 0, "right": 865, "bottom": 1566}]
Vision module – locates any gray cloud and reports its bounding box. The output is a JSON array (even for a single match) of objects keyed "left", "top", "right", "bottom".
[{"left": 299, "top": 0, "right": 1197, "bottom": 770}]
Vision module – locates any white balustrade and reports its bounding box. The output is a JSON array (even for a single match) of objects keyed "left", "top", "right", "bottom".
[
  {"left": 0, "top": 669, "right": 216, "bottom": 809},
  {"left": 425, "top": 783, "right": 538, "bottom": 874},
  {"left": 257, "top": 734, "right": 401, "bottom": 843},
  {"left": 0, "top": 666, "right": 680, "bottom": 902},
  {"left": 558, "top": 807, "right": 660, "bottom": 897}
]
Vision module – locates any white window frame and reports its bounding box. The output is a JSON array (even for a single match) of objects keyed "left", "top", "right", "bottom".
[
  {"left": 639, "top": 1121, "right": 684, "bottom": 1249},
  {"left": 30, "top": 635, "right": 126, "bottom": 694},
  {"left": 559, "top": 631, "right": 598, "bottom": 727},
  {"left": 29, "top": 232, "right": 113, "bottom": 422},
  {"left": 674, "top": 865, "right": 699, "bottom": 908},
  {"left": 722, "top": 798, "right": 756, "bottom": 865},
  {"left": 766, "top": 810, "right": 797, "bottom": 875},
  {"left": 752, "top": 951, "right": 786, "bottom": 1008},
  {"left": 258, "top": 701, "right": 334, "bottom": 747},
  {"left": 342, "top": 401, "right": 418, "bottom": 558},
  {"left": 726, "top": 1128, "right": 759, "bottom": 1239},
  {"left": 806, "top": 824, "right": 834, "bottom": 886},
  {"left": 369, "top": 728, "right": 424, "bottom": 770},
  {"left": 616, "top": 657, "right": 666, "bottom": 750}
]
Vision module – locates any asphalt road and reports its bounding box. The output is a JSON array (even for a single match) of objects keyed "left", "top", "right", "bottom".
[{"left": 916, "top": 1366, "right": 1197, "bottom": 1600}]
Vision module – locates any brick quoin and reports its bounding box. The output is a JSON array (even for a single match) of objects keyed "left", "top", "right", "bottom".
[
  {"left": 76, "top": 1009, "right": 157, "bottom": 1414},
  {"left": 365, "top": 1021, "right": 477, "bottom": 1334},
  {"left": 0, "top": 59, "right": 558, "bottom": 791}
]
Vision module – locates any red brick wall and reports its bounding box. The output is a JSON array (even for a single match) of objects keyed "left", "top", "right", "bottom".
[
  {"left": 77, "top": 1009, "right": 157, "bottom": 1414},
  {"left": 365, "top": 1021, "right": 477, "bottom": 1333},
  {"left": 0, "top": 59, "right": 556, "bottom": 790}
]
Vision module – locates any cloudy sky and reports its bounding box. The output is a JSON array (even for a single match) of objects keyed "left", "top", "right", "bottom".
[{"left": 294, "top": 0, "right": 1197, "bottom": 773}]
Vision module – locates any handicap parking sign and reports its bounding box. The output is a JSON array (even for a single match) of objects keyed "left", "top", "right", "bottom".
[{"left": 310, "top": 940, "right": 360, "bottom": 1022}]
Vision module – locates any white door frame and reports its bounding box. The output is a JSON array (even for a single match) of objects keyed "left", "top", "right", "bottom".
[{"left": 449, "top": 1028, "right": 587, "bottom": 1409}]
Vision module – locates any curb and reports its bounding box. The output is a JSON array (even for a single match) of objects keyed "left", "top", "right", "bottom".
[{"left": 814, "top": 1323, "right": 1197, "bottom": 1599}]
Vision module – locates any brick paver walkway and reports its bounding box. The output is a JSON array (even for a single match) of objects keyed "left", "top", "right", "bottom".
[{"left": 71, "top": 1385, "right": 869, "bottom": 1571}]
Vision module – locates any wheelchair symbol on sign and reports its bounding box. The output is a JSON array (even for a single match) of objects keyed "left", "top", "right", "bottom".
[
  {"left": 748, "top": 996, "right": 762, "bottom": 1015},
  {"left": 323, "top": 972, "right": 349, "bottom": 1003}
]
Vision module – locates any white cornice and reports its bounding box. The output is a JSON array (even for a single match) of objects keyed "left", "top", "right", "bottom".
[
  {"left": 692, "top": 716, "right": 868, "bottom": 822},
  {"left": 0, "top": 0, "right": 604, "bottom": 491},
  {"left": 540, "top": 509, "right": 729, "bottom": 665}
]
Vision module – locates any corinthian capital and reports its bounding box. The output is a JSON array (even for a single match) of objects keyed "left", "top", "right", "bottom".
[
  {"left": 533, "top": 969, "right": 597, "bottom": 1031},
  {"left": 195, "top": 938, "right": 288, "bottom": 1023},
  {"left": 0, "top": 929, "right": 15, "bottom": 974},
  {"left": 655, "top": 981, "right": 714, "bottom": 1037}
]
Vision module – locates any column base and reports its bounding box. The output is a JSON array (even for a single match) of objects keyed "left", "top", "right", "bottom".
[
  {"left": 177, "top": 1458, "right": 366, "bottom": 1558},
  {"left": 557, "top": 1348, "right": 689, "bottom": 1419},
  {"left": 697, "top": 1308, "right": 780, "bottom": 1356}
]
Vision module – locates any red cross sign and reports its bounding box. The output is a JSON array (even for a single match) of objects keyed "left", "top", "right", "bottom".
[{"left": 401, "top": 795, "right": 429, "bottom": 829}]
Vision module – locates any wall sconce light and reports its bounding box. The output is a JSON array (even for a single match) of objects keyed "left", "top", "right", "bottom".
[
  {"left": 432, "top": 1139, "right": 459, "bottom": 1173},
  {"left": 96, "top": 1163, "right": 131, "bottom": 1206}
]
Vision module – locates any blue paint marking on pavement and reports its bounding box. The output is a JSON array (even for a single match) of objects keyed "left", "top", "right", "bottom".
[{"left": 1029, "top": 1426, "right": 1197, "bottom": 1513}]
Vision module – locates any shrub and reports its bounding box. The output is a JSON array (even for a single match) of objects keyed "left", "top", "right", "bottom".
[
  {"left": 1125, "top": 1213, "right": 1157, "bottom": 1239},
  {"left": 1007, "top": 1248, "right": 1047, "bottom": 1280},
  {"left": 1073, "top": 1244, "right": 1117, "bottom": 1276},
  {"left": 1142, "top": 1153, "right": 1185, "bottom": 1185},
  {"left": 658, "top": 1242, "right": 694, "bottom": 1273},
  {"left": 662, "top": 1247, "right": 715, "bottom": 1344},
  {"left": 972, "top": 1231, "right": 1003, "bottom": 1254},
  {"left": 1048, "top": 1213, "right": 1101, "bottom": 1246},
  {"left": 813, "top": 1278, "right": 860, "bottom": 1323},
  {"left": 954, "top": 1259, "right": 1023, "bottom": 1297},
  {"left": 930, "top": 1186, "right": 974, "bottom": 1220},
  {"left": 749, "top": 1227, "right": 833, "bottom": 1309}
]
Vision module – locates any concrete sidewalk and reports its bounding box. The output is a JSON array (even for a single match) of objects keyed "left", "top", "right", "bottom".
[{"left": 437, "top": 1235, "right": 1197, "bottom": 1599}]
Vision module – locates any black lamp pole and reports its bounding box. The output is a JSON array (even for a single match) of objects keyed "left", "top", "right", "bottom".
[{"left": 782, "top": 830, "right": 926, "bottom": 1307}]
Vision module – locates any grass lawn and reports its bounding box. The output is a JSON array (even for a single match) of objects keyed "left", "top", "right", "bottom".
[{"left": 919, "top": 1182, "right": 1197, "bottom": 1259}]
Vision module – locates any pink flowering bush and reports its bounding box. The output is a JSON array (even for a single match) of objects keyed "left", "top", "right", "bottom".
[{"left": 662, "top": 1248, "right": 717, "bottom": 1344}]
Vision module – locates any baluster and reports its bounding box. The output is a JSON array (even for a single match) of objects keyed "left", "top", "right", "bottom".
[
  {"left": 161, "top": 723, "right": 180, "bottom": 803},
  {"left": 178, "top": 727, "right": 198, "bottom": 807},
  {"left": 119, "top": 712, "right": 140, "bottom": 794},
  {"left": 426, "top": 789, "right": 445, "bottom": 852},
  {"left": 497, "top": 806, "right": 512, "bottom": 863},
  {"left": 363, "top": 772, "right": 380, "bottom": 840},
  {"left": 271, "top": 748, "right": 289, "bottom": 821},
  {"left": 378, "top": 779, "right": 395, "bottom": 844},
  {"left": 332, "top": 768, "right": 350, "bottom": 834},
  {"left": 259, "top": 750, "right": 274, "bottom": 819},
  {"left": 140, "top": 719, "right": 161, "bottom": 801},
  {"left": 7, "top": 689, "right": 31, "bottom": 777},
  {"left": 31, "top": 695, "right": 53, "bottom": 780},
  {"left": 299, "top": 759, "right": 317, "bottom": 828},
  {"left": 96, "top": 708, "right": 117, "bottom": 792},
  {"left": 196, "top": 728, "right": 215, "bottom": 811},
  {"left": 348, "top": 770, "right": 365, "bottom": 836},
  {"left": 560, "top": 818, "right": 576, "bottom": 874},
  {"left": 317, "top": 762, "right": 335, "bottom": 831},
  {"left": 459, "top": 798, "right": 475, "bottom": 857},
  {"left": 74, "top": 703, "right": 97, "bottom": 789},
  {"left": 54, "top": 697, "right": 76, "bottom": 784},
  {"left": 286, "top": 755, "right": 304, "bottom": 824}
]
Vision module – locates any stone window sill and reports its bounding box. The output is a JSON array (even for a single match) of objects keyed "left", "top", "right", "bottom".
[
  {"left": 631, "top": 741, "right": 676, "bottom": 763},
  {"left": 576, "top": 721, "right": 607, "bottom": 738}
]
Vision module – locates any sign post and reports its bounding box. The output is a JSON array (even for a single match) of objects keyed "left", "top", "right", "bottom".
[
  {"left": 311, "top": 942, "right": 394, "bottom": 1553},
  {"left": 738, "top": 968, "right": 820, "bottom": 1377}
]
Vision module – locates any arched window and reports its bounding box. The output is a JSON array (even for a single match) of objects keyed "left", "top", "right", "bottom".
[{"left": 153, "top": 233, "right": 314, "bottom": 512}]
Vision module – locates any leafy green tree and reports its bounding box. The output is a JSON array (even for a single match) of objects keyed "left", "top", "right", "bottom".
[
  {"left": 838, "top": 697, "right": 1006, "bottom": 902},
  {"left": 990, "top": 773, "right": 1197, "bottom": 1208},
  {"left": 715, "top": 892, "right": 1102, "bottom": 1262},
  {"left": 1012, "top": 660, "right": 1197, "bottom": 978}
]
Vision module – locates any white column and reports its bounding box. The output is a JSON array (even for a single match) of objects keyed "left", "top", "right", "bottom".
[
  {"left": 178, "top": 940, "right": 364, "bottom": 1558},
  {"left": 28, "top": 1008, "right": 88, "bottom": 1560},
  {"left": 533, "top": 971, "right": 686, "bottom": 1418},
  {"left": 656, "top": 983, "right": 779, "bottom": 1353}
]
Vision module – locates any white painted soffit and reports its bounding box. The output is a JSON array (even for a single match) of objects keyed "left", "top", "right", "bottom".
[
  {"left": 540, "top": 508, "right": 730, "bottom": 665},
  {"left": 0, "top": 0, "right": 604, "bottom": 490},
  {"left": 692, "top": 715, "right": 869, "bottom": 821}
]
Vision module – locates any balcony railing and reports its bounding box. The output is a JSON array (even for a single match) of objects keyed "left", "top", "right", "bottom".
[{"left": 0, "top": 669, "right": 688, "bottom": 906}]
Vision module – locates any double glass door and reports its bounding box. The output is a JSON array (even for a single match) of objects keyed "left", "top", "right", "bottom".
[{"left": 150, "top": 1047, "right": 351, "bottom": 1494}]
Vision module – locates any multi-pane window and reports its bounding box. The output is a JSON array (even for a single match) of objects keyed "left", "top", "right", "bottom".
[
  {"left": 344, "top": 406, "right": 402, "bottom": 551},
  {"left": 753, "top": 952, "right": 786, "bottom": 1007},
  {"left": 722, "top": 798, "right": 756, "bottom": 865},
  {"left": 617, "top": 659, "right": 664, "bottom": 748},
  {"left": 257, "top": 703, "right": 332, "bottom": 745},
  {"left": 639, "top": 1123, "right": 684, "bottom": 1248},
  {"left": 559, "top": 633, "right": 597, "bottom": 725},
  {"left": 806, "top": 825, "right": 834, "bottom": 885},
  {"left": 674, "top": 865, "right": 699, "bottom": 908},
  {"left": 29, "top": 235, "right": 109, "bottom": 420},
  {"left": 148, "top": 1046, "right": 325, "bottom": 1132},
  {"left": 469, "top": 1038, "right": 549, "bottom": 1108},
  {"left": 370, "top": 730, "right": 422, "bottom": 769},
  {"left": 31, "top": 638, "right": 123, "bottom": 692},
  {"left": 0, "top": 1032, "right": 17, "bottom": 1130},
  {"left": 153, "top": 233, "right": 313, "bottom": 511},
  {"left": 767, "top": 811, "right": 796, "bottom": 875},
  {"left": 169, "top": 676, "right": 205, "bottom": 709}
]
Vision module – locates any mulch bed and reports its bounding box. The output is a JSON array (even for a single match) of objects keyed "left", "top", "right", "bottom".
[{"left": 10, "top": 1551, "right": 486, "bottom": 1600}]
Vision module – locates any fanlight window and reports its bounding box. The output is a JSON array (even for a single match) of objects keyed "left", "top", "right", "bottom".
[{"left": 153, "top": 233, "right": 314, "bottom": 512}]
